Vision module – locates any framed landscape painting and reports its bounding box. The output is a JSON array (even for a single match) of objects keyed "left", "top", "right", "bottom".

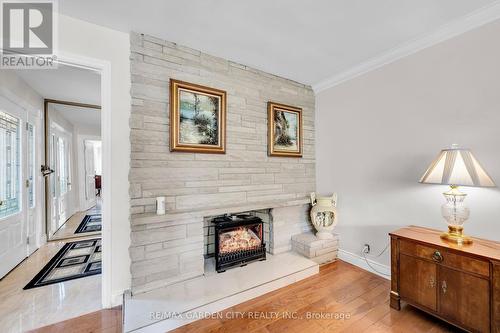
[
  {"left": 268, "top": 102, "right": 302, "bottom": 157},
  {"left": 170, "top": 79, "right": 226, "bottom": 153}
]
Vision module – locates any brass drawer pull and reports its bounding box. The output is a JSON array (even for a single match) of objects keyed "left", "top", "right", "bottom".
[
  {"left": 432, "top": 250, "right": 443, "bottom": 262},
  {"left": 442, "top": 280, "right": 447, "bottom": 294}
]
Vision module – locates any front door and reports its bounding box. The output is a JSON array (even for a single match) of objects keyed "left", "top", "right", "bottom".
[
  {"left": 0, "top": 99, "right": 27, "bottom": 278},
  {"left": 47, "top": 127, "right": 72, "bottom": 237}
]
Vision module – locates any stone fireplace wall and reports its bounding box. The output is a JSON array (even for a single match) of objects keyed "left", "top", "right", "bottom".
[{"left": 129, "top": 32, "right": 316, "bottom": 293}]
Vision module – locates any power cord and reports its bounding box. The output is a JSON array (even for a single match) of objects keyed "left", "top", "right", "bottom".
[{"left": 362, "top": 242, "right": 390, "bottom": 277}]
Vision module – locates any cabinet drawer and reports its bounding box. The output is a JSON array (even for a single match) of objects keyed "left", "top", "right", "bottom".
[
  {"left": 400, "top": 239, "right": 437, "bottom": 259},
  {"left": 399, "top": 239, "right": 489, "bottom": 277},
  {"left": 441, "top": 250, "right": 490, "bottom": 277}
]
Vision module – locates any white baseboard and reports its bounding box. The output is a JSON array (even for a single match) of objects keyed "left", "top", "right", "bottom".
[{"left": 338, "top": 249, "right": 391, "bottom": 280}]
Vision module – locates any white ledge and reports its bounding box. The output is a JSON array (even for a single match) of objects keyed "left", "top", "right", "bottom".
[{"left": 131, "top": 198, "right": 310, "bottom": 226}]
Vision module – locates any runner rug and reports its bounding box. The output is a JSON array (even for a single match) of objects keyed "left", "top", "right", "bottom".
[
  {"left": 24, "top": 238, "right": 101, "bottom": 289},
  {"left": 75, "top": 214, "right": 102, "bottom": 234}
]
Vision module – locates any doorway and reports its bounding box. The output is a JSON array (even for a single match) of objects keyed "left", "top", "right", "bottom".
[
  {"left": 0, "top": 60, "right": 110, "bottom": 331},
  {"left": 43, "top": 100, "right": 102, "bottom": 241}
]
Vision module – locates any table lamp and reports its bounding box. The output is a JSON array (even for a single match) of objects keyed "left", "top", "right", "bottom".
[{"left": 419, "top": 144, "right": 496, "bottom": 244}]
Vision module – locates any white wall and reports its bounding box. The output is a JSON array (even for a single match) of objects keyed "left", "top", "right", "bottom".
[
  {"left": 0, "top": 72, "right": 44, "bottom": 111},
  {"left": 316, "top": 19, "right": 500, "bottom": 270},
  {"left": 76, "top": 125, "right": 101, "bottom": 137},
  {"left": 59, "top": 14, "right": 131, "bottom": 306}
]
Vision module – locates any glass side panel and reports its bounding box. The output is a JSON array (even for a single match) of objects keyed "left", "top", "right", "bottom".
[
  {"left": 27, "top": 123, "right": 35, "bottom": 208},
  {"left": 58, "top": 137, "right": 68, "bottom": 195},
  {"left": 50, "top": 134, "right": 56, "bottom": 198}
]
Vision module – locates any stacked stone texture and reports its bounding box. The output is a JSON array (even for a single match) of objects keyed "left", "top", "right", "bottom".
[{"left": 129, "top": 32, "right": 316, "bottom": 293}]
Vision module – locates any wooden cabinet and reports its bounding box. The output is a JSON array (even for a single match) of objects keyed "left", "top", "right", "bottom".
[{"left": 390, "top": 226, "right": 500, "bottom": 333}]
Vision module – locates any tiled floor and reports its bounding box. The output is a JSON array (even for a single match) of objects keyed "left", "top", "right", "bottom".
[
  {"left": 0, "top": 236, "right": 102, "bottom": 333},
  {"left": 51, "top": 200, "right": 101, "bottom": 241}
]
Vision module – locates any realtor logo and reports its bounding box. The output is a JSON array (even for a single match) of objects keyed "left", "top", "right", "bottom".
[
  {"left": 1, "top": 0, "right": 57, "bottom": 68},
  {"left": 2, "top": 1, "right": 53, "bottom": 54}
]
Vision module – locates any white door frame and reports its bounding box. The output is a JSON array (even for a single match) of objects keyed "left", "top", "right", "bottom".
[{"left": 55, "top": 52, "right": 112, "bottom": 308}]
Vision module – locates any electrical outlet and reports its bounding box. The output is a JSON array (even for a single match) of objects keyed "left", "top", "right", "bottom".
[{"left": 362, "top": 244, "right": 370, "bottom": 254}]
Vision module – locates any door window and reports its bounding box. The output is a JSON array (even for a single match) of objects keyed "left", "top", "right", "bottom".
[
  {"left": 50, "top": 134, "right": 56, "bottom": 198},
  {"left": 58, "top": 137, "right": 68, "bottom": 195},
  {"left": 93, "top": 141, "right": 102, "bottom": 175},
  {"left": 0, "top": 111, "right": 21, "bottom": 219},
  {"left": 27, "top": 123, "right": 35, "bottom": 208}
]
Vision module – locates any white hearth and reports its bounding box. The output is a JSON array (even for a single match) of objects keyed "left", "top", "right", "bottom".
[{"left": 123, "top": 252, "right": 318, "bottom": 332}]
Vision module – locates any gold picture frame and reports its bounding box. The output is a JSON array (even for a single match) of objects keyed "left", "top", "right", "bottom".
[
  {"left": 268, "top": 102, "right": 303, "bottom": 157},
  {"left": 170, "top": 79, "right": 226, "bottom": 153}
]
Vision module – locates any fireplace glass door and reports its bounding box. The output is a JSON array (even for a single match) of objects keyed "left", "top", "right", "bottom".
[{"left": 218, "top": 223, "right": 262, "bottom": 254}]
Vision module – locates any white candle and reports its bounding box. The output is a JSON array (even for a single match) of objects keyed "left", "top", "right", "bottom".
[{"left": 156, "top": 197, "right": 166, "bottom": 215}]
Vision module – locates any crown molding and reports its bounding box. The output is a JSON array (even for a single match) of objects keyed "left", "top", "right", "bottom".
[{"left": 312, "top": 1, "right": 500, "bottom": 94}]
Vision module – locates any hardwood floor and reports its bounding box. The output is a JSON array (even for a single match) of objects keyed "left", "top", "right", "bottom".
[
  {"left": 26, "top": 307, "right": 121, "bottom": 333},
  {"left": 29, "top": 260, "right": 462, "bottom": 333},
  {"left": 172, "top": 261, "right": 461, "bottom": 333}
]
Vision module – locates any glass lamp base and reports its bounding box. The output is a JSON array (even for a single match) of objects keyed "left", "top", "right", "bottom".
[{"left": 440, "top": 225, "right": 473, "bottom": 245}]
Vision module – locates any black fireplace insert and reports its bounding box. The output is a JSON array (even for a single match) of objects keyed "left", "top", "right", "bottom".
[{"left": 212, "top": 214, "right": 266, "bottom": 273}]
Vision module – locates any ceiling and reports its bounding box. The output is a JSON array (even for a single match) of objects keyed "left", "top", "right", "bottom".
[
  {"left": 16, "top": 64, "right": 101, "bottom": 106},
  {"left": 59, "top": 0, "right": 496, "bottom": 86},
  {"left": 15, "top": 64, "right": 101, "bottom": 129},
  {"left": 52, "top": 103, "right": 101, "bottom": 132}
]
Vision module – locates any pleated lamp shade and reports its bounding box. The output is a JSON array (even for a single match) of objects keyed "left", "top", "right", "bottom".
[{"left": 419, "top": 146, "right": 496, "bottom": 187}]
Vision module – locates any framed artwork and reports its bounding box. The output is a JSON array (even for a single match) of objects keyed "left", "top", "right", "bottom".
[
  {"left": 268, "top": 102, "right": 303, "bottom": 157},
  {"left": 170, "top": 79, "right": 226, "bottom": 153}
]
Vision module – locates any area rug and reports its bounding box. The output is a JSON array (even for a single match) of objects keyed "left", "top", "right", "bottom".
[
  {"left": 24, "top": 238, "right": 101, "bottom": 289},
  {"left": 75, "top": 214, "right": 102, "bottom": 234}
]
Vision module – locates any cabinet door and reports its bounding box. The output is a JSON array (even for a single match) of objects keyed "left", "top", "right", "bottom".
[
  {"left": 399, "top": 254, "right": 437, "bottom": 311},
  {"left": 439, "top": 266, "right": 490, "bottom": 333},
  {"left": 493, "top": 262, "right": 500, "bottom": 333}
]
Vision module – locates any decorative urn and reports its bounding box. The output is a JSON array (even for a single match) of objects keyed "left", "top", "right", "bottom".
[{"left": 309, "top": 192, "right": 338, "bottom": 239}]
